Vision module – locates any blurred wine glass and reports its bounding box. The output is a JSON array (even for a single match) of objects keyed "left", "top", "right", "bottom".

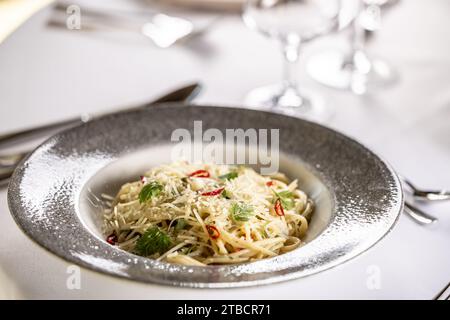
[
  {"left": 242, "top": 0, "right": 341, "bottom": 121},
  {"left": 307, "top": 0, "right": 399, "bottom": 95}
]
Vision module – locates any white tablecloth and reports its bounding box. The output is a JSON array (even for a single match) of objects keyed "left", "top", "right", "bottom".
[{"left": 0, "top": 0, "right": 449, "bottom": 299}]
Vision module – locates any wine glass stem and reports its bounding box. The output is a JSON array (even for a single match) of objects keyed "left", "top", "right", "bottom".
[
  {"left": 281, "top": 39, "right": 301, "bottom": 92},
  {"left": 347, "top": 1, "right": 372, "bottom": 74},
  {"left": 352, "top": 3, "right": 366, "bottom": 54}
]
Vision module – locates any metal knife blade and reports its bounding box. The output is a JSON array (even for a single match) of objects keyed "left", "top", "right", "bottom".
[
  {"left": 0, "top": 82, "right": 201, "bottom": 149},
  {"left": 0, "top": 82, "right": 201, "bottom": 186}
]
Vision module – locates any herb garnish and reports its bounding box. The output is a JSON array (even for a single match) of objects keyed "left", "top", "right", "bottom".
[
  {"left": 135, "top": 226, "right": 172, "bottom": 256},
  {"left": 222, "top": 189, "right": 232, "bottom": 199},
  {"left": 230, "top": 202, "right": 254, "bottom": 222},
  {"left": 275, "top": 190, "right": 295, "bottom": 210},
  {"left": 219, "top": 171, "right": 238, "bottom": 181},
  {"left": 139, "top": 181, "right": 163, "bottom": 203}
]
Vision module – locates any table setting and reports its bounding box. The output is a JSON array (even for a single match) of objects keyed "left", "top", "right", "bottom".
[{"left": 0, "top": 0, "right": 449, "bottom": 300}]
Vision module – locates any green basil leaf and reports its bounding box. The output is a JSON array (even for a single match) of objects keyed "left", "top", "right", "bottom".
[
  {"left": 139, "top": 181, "right": 163, "bottom": 203},
  {"left": 219, "top": 172, "right": 238, "bottom": 181},
  {"left": 135, "top": 226, "right": 172, "bottom": 256},
  {"left": 230, "top": 202, "right": 254, "bottom": 222},
  {"left": 276, "top": 190, "right": 295, "bottom": 210}
]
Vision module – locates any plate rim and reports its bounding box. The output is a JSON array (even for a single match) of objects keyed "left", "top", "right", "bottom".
[{"left": 7, "top": 104, "right": 404, "bottom": 288}]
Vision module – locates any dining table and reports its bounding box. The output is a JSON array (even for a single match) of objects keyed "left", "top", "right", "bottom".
[{"left": 0, "top": 0, "right": 449, "bottom": 299}]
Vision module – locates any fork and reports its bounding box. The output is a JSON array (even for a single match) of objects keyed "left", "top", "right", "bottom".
[
  {"left": 399, "top": 175, "right": 450, "bottom": 201},
  {"left": 49, "top": 2, "right": 217, "bottom": 48},
  {"left": 403, "top": 202, "right": 437, "bottom": 225}
]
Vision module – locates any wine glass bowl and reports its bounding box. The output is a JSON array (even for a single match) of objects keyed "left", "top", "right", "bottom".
[
  {"left": 243, "top": 0, "right": 340, "bottom": 43},
  {"left": 242, "top": 0, "right": 341, "bottom": 121},
  {"left": 306, "top": 0, "right": 399, "bottom": 95}
]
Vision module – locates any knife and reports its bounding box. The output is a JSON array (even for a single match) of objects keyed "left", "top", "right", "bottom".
[
  {"left": 0, "top": 82, "right": 201, "bottom": 186},
  {"left": 0, "top": 82, "right": 201, "bottom": 149}
]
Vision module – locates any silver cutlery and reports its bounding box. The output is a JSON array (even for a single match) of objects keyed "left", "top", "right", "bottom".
[
  {"left": 403, "top": 201, "right": 437, "bottom": 225},
  {"left": 0, "top": 83, "right": 201, "bottom": 187},
  {"left": 400, "top": 175, "right": 450, "bottom": 201},
  {"left": 435, "top": 281, "right": 450, "bottom": 300},
  {"left": 399, "top": 174, "right": 443, "bottom": 224},
  {"left": 0, "top": 152, "right": 28, "bottom": 167},
  {"left": 0, "top": 83, "right": 200, "bottom": 149}
]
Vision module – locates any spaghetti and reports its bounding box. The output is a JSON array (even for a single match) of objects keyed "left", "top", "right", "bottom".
[{"left": 102, "top": 161, "right": 314, "bottom": 266}]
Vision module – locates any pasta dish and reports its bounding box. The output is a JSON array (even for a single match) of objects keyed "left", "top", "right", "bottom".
[{"left": 102, "top": 161, "right": 314, "bottom": 266}]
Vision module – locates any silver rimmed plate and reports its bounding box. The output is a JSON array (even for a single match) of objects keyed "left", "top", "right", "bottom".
[{"left": 7, "top": 105, "right": 403, "bottom": 288}]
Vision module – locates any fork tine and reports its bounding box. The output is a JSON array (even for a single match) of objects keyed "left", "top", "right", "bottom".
[
  {"left": 399, "top": 174, "right": 450, "bottom": 201},
  {"left": 404, "top": 202, "right": 437, "bottom": 225}
]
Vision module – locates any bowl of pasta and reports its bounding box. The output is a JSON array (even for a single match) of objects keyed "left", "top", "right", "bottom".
[{"left": 8, "top": 104, "right": 403, "bottom": 287}]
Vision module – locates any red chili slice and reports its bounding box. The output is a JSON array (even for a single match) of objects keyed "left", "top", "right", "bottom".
[
  {"left": 274, "top": 198, "right": 285, "bottom": 216},
  {"left": 266, "top": 181, "right": 274, "bottom": 187},
  {"left": 140, "top": 175, "right": 147, "bottom": 184},
  {"left": 206, "top": 225, "right": 220, "bottom": 239},
  {"left": 188, "top": 170, "right": 210, "bottom": 178},
  {"left": 201, "top": 187, "right": 224, "bottom": 196},
  {"left": 106, "top": 233, "right": 117, "bottom": 245}
]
